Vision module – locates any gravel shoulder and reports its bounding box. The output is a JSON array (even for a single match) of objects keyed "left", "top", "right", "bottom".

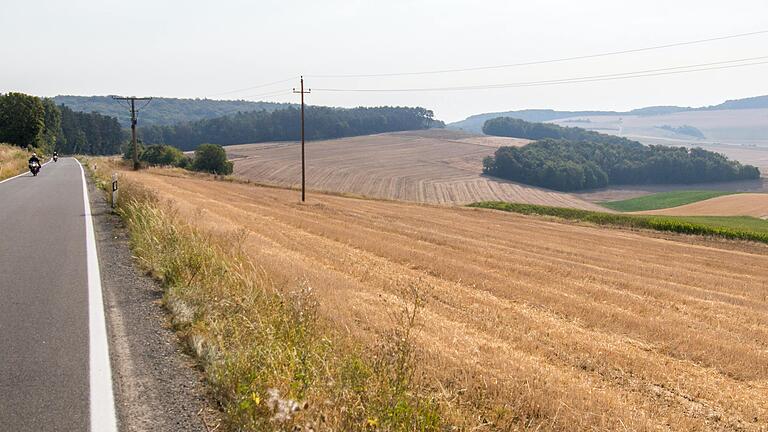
[{"left": 87, "top": 176, "right": 214, "bottom": 432}]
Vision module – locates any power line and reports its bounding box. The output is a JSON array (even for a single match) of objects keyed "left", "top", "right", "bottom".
[
  {"left": 205, "top": 91, "right": 295, "bottom": 118},
  {"left": 205, "top": 77, "right": 297, "bottom": 98},
  {"left": 312, "top": 56, "right": 768, "bottom": 93},
  {"left": 136, "top": 98, "right": 153, "bottom": 113},
  {"left": 240, "top": 88, "right": 294, "bottom": 100},
  {"left": 308, "top": 29, "right": 768, "bottom": 78}
]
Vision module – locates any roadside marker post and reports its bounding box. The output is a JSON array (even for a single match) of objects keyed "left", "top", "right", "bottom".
[{"left": 111, "top": 173, "right": 118, "bottom": 209}]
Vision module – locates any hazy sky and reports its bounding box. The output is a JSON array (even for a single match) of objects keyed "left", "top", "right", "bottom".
[{"left": 2, "top": 0, "right": 768, "bottom": 122}]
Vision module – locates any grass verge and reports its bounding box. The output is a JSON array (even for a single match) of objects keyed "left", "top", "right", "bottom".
[
  {"left": 600, "top": 190, "right": 738, "bottom": 212},
  {"left": 470, "top": 201, "right": 768, "bottom": 244},
  {"left": 0, "top": 144, "right": 30, "bottom": 181},
  {"left": 85, "top": 159, "right": 445, "bottom": 432}
]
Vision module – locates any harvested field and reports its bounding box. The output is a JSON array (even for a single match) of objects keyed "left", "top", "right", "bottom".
[
  {"left": 126, "top": 168, "right": 768, "bottom": 431},
  {"left": 226, "top": 129, "right": 606, "bottom": 210},
  {"left": 601, "top": 190, "right": 738, "bottom": 212},
  {"left": 638, "top": 192, "right": 768, "bottom": 219},
  {"left": 576, "top": 177, "right": 768, "bottom": 203}
]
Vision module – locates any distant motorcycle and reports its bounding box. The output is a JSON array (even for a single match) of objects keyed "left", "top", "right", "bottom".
[
  {"left": 29, "top": 161, "right": 41, "bottom": 176},
  {"left": 53, "top": 155, "right": 58, "bottom": 162}
]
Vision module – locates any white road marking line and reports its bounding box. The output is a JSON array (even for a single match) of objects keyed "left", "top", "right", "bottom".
[
  {"left": 76, "top": 159, "right": 119, "bottom": 432},
  {"left": 0, "top": 160, "right": 52, "bottom": 185}
]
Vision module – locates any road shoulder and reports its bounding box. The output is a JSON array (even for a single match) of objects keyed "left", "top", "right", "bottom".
[{"left": 86, "top": 174, "right": 213, "bottom": 432}]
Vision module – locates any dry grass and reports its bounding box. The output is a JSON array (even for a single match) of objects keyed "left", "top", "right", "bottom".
[
  {"left": 0, "top": 144, "right": 29, "bottom": 181},
  {"left": 87, "top": 159, "right": 444, "bottom": 431},
  {"left": 227, "top": 130, "right": 606, "bottom": 210},
  {"left": 113, "top": 164, "right": 768, "bottom": 431},
  {"left": 638, "top": 193, "right": 768, "bottom": 218}
]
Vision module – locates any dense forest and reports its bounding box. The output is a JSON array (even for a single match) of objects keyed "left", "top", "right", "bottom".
[
  {"left": 482, "top": 118, "right": 760, "bottom": 191},
  {"left": 139, "top": 106, "right": 441, "bottom": 150},
  {"left": 482, "top": 117, "right": 640, "bottom": 143},
  {"left": 57, "top": 105, "right": 124, "bottom": 155},
  {"left": 0, "top": 92, "right": 124, "bottom": 155},
  {"left": 54, "top": 96, "right": 294, "bottom": 127}
]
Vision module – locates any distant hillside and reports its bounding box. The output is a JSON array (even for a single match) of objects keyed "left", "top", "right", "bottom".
[
  {"left": 449, "top": 94, "right": 768, "bottom": 133},
  {"left": 53, "top": 95, "right": 294, "bottom": 127},
  {"left": 701, "top": 95, "right": 768, "bottom": 111},
  {"left": 448, "top": 109, "right": 618, "bottom": 133}
]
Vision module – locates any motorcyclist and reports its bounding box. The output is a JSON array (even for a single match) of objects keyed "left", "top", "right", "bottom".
[
  {"left": 52, "top": 151, "right": 58, "bottom": 161},
  {"left": 28, "top": 152, "right": 41, "bottom": 167}
]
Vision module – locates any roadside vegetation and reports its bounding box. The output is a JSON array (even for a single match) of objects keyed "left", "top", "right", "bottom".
[
  {"left": 470, "top": 201, "right": 768, "bottom": 244},
  {"left": 601, "top": 190, "right": 738, "bottom": 212},
  {"left": 481, "top": 117, "right": 760, "bottom": 191},
  {"left": 0, "top": 143, "right": 31, "bottom": 181},
  {"left": 86, "top": 159, "right": 447, "bottom": 431}
]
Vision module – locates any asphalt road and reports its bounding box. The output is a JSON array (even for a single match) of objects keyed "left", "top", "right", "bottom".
[{"left": 0, "top": 158, "right": 105, "bottom": 431}]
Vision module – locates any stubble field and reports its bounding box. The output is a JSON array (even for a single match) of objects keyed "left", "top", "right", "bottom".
[
  {"left": 637, "top": 192, "right": 768, "bottom": 218},
  {"left": 225, "top": 130, "right": 606, "bottom": 210},
  {"left": 126, "top": 168, "right": 768, "bottom": 431}
]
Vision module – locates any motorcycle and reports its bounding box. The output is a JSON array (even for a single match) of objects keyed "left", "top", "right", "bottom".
[
  {"left": 53, "top": 155, "right": 58, "bottom": 162},
  {"left": 29, "top": 161, "right": 41, "bottom": 176}
]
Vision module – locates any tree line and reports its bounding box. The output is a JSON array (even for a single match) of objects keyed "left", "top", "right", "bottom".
[
  {"left": 0, "top": 92, "right": 124, "bottom": 155},
  {"left": 139, "top": 106, "right": 441, "bottom": 150},
  {"left": 54, "top": 95, "right": 294, "bottom": 127},
  {"left": 482, "top": 117, "right": 760, "bottom": 191}
]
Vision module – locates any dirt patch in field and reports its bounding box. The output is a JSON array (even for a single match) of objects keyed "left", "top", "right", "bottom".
[
  {"left": 124, "top": 168, "right": 768, "bottom": 431},
  {"left": 226, "top": 130, "right": 605, "bottom": 210},
  {"left": 637, "top": 192, "right": 768, "bottom": 218}
]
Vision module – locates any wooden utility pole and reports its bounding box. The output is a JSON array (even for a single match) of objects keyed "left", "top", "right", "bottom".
[
  {"left": 292, "top": 76, "right": 310, "bottom": 202},
  {"left": 112, "top": 96, "right": 152, "bottom": 170}
]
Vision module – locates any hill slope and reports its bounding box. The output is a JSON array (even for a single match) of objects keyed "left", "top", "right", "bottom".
[
  {"left": 53, "top": 95, "right": 293, "bottom": 127},
  {"left": 447, "top": 109, "right": 619, "bottom": 133},
  {"left": 449, "top": 94, "right": 768, "bottom": 135},
  {"left": 226, "top": 129, "right": 604, "bottom": 209}
]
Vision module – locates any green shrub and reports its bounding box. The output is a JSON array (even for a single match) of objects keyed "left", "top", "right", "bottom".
[
  {"left": 192, "top": 143, "right": 233, "bottom": 174},
  {"left": 140, "top": 144, "right": 188, "bottom": 167},
  {"left": 122, "top": 142, "right": 145, "bottom": 161}
]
